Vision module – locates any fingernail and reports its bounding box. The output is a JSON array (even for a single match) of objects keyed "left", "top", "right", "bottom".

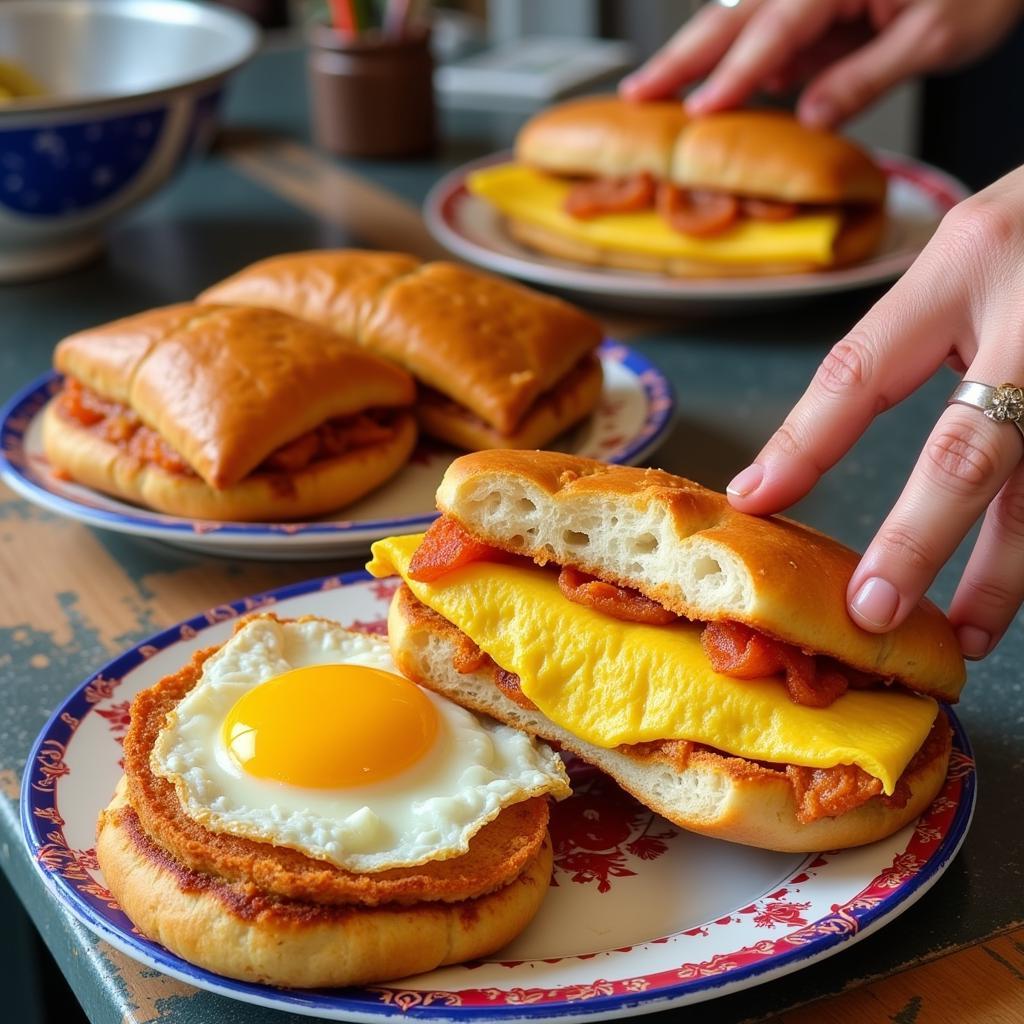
[
  {"left": 850, "top": 577, "right": 900, "bottom": 629},
  {"left": 619, "top": 72, "right": 641, "bottom": 93},
  {"left": 685, "top": 84, "right": 717, "bottom": 113},
  {"left": 726, "top": 464, "right": 764, "bottom": 498},
  {"left": 800, "top": 97, "right": 836, "bottom": 128},
  {"left": 956, "top": 625, "right": 991, "bottom": 661}
]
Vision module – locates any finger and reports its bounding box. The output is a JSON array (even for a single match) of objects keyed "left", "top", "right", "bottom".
[
  {"left": 947, "top": 463, "right": 1024, "bottom": 659},
  {"left": 687, "top": 0, "right": 843, "bottom": 113},
  {"left": 620, "top": 4, "right": 754, "bottom": 100},
  {"left": 726, "top": 259, "right": 964, "bottom": 513},
  {"left": 847, "top": 358, "right": 1024, "bottom": 633},
  {"left": 797, "top": 6, "right": 952, "bottom": 127}
]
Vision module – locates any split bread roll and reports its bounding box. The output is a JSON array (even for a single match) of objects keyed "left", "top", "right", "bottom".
[
  {"left": 470, "top": 97, "right": 888, "bottom": 275},
  {"left": 44, "top": 304, "right": 417, "bottom": 521},
  {"left": 433, "top": 451, "right": 964, "bottom": 697},
  {"left": 98, "top": 781, "right": 553, "bottom": 988},
  {"left": 367, "top": 450, "right": 966, "bottom": 852},
  {"left": 198, "top": 251, "right": 604, "bottom": 449}
]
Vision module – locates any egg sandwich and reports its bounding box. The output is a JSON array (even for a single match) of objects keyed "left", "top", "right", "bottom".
[
  {"left": 42, "top": 304, "right": 418, "bottom": 521},
  {"left": 96, "top": 614, "right": 570, "bottom": 988},
  {"left": 198, "top": 249, "right": 604, "bottom": 451},
  {"left": 467, "top": 97, "right": 887, "bottom": 277},
  {"left": 367, "top": 451, "right": 964, "bottom": 853}
]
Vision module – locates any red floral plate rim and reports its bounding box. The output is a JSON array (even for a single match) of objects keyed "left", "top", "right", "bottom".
[{"left": 21, "top": 571, "right": 975, "bottom": 1021}]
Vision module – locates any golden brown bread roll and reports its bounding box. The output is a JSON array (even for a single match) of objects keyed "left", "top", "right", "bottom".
[
  {"left": 469, "top": 97, "right": 889, "bottom": 276},
  {"left": 433, "top": 450, "right": 965, "bottom": 699},
  {"left": 98, "top": 790, "right": 553, "bottom": 988},
  {"left": 197, "top": 250, "right": 422, "bottom": 340},
  {"left": 199, "top": 251, "right": 604, "bottom": 449},
  {"left": 362, "top": 262, "right": 601, "bottom": 435},
  {"left": 517, "top": 96, "right": 688, "bottom": 178},
  {"left": 416, "top": 353, "right": 604, "bottom": 451},
  {"left": 671, "top": 110, "right": 887, "bottom": 203},
  {"left": 366, "top": 450, "right": 966, "bottom": 853},
  {"left": 46, "top": 304, "right": 418, "bottom": 520}
]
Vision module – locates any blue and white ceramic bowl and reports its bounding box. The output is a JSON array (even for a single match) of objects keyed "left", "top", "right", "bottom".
[{"left": 0, "top": 0, "right": 258, "bottom": 281}]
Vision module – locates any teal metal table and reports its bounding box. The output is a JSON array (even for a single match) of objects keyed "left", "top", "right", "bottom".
[{"left": 1, "top": 43, "right": 1022, "bottom": 1024}]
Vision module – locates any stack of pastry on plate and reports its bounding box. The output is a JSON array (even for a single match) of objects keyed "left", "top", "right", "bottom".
[{"left": 43, "top": 251, "right": 604, "bottom": 521}]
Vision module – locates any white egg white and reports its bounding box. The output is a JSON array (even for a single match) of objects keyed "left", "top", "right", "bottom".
[{"left": 150, "top": 616, "right": 570, "bottom": 872}]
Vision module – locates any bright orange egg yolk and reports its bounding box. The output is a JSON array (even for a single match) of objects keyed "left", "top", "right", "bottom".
[{"left": 221, "top": 665, "right": 439, "bottom": 788}]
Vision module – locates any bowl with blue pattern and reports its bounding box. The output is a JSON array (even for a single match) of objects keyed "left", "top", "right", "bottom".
[{"left": 0, "top": 0, "right": 258, "bottom": 281}]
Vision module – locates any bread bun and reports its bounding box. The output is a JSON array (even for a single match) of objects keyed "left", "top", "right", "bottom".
[
  {"left": 97, "top": 782, "right": 552, "bottom": 988},
  {"left": 416, "top": 354, "right": 603, "bottom": 451},
  {"left": 671, "top": 110, "right": 886, "bottom": 204},
  {"left": 197, "top": 250, "right": 422, "bottom": 339},
  {"left": 435, "top": 450, "right": 964, "bottom": 700},
  {"left": 55, "top": 304, "right": 416, "bottom": 489},
  {"left": 42, "top": 400, "right": 417, "bottom": 522},
  {"left": 516, "top": 96, "right": 687, "bottom": 179},
  {"left": 388, "top": 586, "right": 951, "bottom": 853},
  {"left": 515, "top": 99, "right": 885, "bottom": 206}
]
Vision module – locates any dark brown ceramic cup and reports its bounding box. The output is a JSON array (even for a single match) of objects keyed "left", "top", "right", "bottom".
[{"left": 307, "top": 25, "right": 436, "bottom": 159}]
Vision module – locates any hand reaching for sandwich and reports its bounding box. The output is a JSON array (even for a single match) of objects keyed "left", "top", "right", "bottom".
[
  {"left": 725, "top": 164, "right": 1024, "bottom": 661},
  {"left": 620, "top": 0, "right": 1023, "bottom": 129}
]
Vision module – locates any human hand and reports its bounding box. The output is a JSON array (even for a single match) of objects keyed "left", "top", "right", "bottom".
[
  {"left": 620, "top": 0, "right": 1024, "bottom": 128},
  {"left": 724, "top": 164, "right": 1024, "bottom": 659}
]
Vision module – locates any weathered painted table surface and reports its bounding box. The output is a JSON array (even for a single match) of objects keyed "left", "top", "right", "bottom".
[{"left": 1, "top": 42, "right": 1022, "bottom": 1024}]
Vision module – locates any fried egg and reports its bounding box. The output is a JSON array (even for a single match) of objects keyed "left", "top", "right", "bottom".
[{"left": 151, "top": 616, "right": 570, "bottom": 872}]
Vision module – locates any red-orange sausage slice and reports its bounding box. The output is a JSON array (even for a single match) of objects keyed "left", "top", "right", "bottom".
[
  {"left": 657, "top": 184, "right": 740, "bottom": 237},
  {"left": 564, "top": 172, "right": 657, "bottom": 220}
]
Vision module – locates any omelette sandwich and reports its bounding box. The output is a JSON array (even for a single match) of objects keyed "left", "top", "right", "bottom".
[
  {"left": 97, "top": 614, "right": 570, "bottom": 988},
  {"left": 199, "top": 249, "right": 604, "bottom": 451},
  {"left": 367, "top": 451, "right": 965, "bottom": 853},
  {"left": 468, "top": 97, "right": 887, "bottom": 277},
  {"left": 43, "top": 303, "right": 418, "bottom": 521}
]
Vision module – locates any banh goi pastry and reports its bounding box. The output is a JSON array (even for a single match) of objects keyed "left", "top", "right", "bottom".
[
  {"left": 467, "top": 97, "right": 887, "bottom": 277},
  {"left": 42, "top": 304, "right": 418, "bottom": 521},
  {"left": 198, "top": 250, "right": 604, "bottom": 451},
  {"left": 96, "top": 614, "right": 570, "bottom": 988},
  {"left": 367, "top": 451, "right": 965, "bottom": 853}
]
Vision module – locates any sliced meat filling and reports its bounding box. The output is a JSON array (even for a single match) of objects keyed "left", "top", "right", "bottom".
[
  {"left": 399, "top": 586, "right": 946, "bottom": 825},
  {"left": 562, "top": 173, "right": 816, "bottom": 237},
  {"left": 409, "top": 515, "right": 889, "bottom": 708},
  {"left": 57, "top": 377, "right": 401, "bottom": 480}
]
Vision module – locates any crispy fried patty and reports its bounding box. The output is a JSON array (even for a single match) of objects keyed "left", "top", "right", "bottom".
[{"left": 122, "top": 635, "right": 550, "bottom": 908}]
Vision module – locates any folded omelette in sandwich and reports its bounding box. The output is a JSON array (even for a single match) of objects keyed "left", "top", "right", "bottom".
[
  {"left": 199, "top": 250, "right": 604, "bottom": 451},
  {"left": 368, "top": 451, "right": 965, "bottom": 853},
  {"left": 43, "top": 304, "right": 417, "bottom": 521},
  {"left": 468, "top": 97, "right": 887, "bottom": 277}
]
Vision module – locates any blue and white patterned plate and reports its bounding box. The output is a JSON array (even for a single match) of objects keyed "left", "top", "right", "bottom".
[
  {"left": 0, "top": 340, "right": 674, "bottom": 560},
  {"left": 22, "top": 573, "right": 975, "bottom": 1022}
]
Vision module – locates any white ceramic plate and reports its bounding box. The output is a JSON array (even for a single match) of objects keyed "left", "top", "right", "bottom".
[
  {"left": 23, "top": 572, "right": 975, "bottom": 1021},
  {"left": 424, "top": 152, "right": 969, "bottom": 313},
  {"left": 0, "top": 341, "right": 673, "bottom": 560}
]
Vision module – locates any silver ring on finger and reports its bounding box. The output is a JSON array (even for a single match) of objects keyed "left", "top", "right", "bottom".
[{"left": 948, "top": 381, "right": 1024, "bottom": 445}]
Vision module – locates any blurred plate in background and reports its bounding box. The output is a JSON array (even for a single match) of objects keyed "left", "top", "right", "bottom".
[{"left": 424, "top": 151, "right": 968, "bottom": 314}]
